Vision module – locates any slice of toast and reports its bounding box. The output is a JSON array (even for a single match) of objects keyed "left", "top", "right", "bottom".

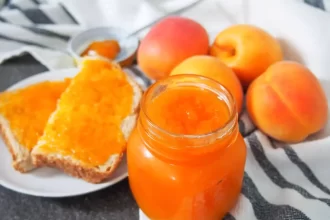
[
  {"left": 0, "top": 80, "right": 70, "bottom": 173},
  {"left": 32, "top": 58, "right": 142, "bottom": 183}
]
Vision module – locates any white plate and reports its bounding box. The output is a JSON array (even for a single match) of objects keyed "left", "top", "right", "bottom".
[{"left": 0, "top": 68, "right": 128, "bottom": 198}]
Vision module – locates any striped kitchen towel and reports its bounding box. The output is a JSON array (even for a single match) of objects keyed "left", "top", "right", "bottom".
[{"left": 0, "top": 0, "right": 330, "bottom": 220}]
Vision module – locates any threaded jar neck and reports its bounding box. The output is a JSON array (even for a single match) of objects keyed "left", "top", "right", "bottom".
[{"left": 138, "top": 74, "right": 239, "bottom": 163}]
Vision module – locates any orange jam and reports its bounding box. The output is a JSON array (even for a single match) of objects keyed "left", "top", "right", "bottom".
[
  {"left": 0, "top": 80, "right": 70, "bottom": 151},
  {"left": 38, "top": 59, "right": 133, "bottom": 166},
  {"left": 127, "top": 75, "right": 247, "bottom": 220},
  {"left": 147, "top": 87, "right": 230, "bottom": 135},
  {"left": 81, "top": 40, "right": 121, "bottom": 60}
]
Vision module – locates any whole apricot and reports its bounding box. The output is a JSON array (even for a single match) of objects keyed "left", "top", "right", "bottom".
[
  {"left": 246, "top": 61, "right": 328, "bottom": 143},
  {"left": 138, "top": 16, "right": 209, "bottom": 80},
  {"left": 210, "top": 24, "right": 283, "bottom": 88},
  {"left": 170, "top": 55, "right": 244, "bottom": 114}
]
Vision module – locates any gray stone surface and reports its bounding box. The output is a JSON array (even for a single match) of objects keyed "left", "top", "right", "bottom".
[
  {"left": 0, "top": 54, "right": 139, "bottom": 220},
  {"left": 0, "top": 179, "right": 138, "bottom": 220}
]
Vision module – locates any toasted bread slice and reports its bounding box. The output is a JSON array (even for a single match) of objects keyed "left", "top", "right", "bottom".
[
  {"left": 0, "top": 80, "right": 70, "bottom": 172},
  {"left": 32, "top": 59, "right": 142, "bottom": 183}
]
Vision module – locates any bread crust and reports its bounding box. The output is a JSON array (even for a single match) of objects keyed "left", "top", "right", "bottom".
[
  {"left": 0, "top": 115, "right": 35, "bottom": 173},
  {"left": 33, "top": 153, "right": 124, "bottom": 183}
]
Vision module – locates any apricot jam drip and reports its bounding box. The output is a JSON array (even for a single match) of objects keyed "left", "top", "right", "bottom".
[
  {"left": 0, "top": 80, "right": 70, "bottom": 151},
  {"left": 81, "top": 40, "right": 121, "bottom": 60},
  {"left": 147, "top": 87, "right": 230, "bottom": 135},
  {"left": 39, "top": 60, "right": 133, "bottom": 166}
]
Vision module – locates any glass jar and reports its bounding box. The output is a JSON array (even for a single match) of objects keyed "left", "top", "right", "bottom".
[{"left": 127, "top": 74, "right": 246, "bottom": 220}]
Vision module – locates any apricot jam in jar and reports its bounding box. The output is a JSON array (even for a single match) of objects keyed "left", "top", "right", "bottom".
[{"left": 127, "top": 75, "right": 247, "bottom": 220}]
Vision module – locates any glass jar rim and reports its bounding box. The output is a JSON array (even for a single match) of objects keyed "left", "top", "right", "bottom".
[{"left": 140, "top": 74, "right": 238, "bottom": 142}]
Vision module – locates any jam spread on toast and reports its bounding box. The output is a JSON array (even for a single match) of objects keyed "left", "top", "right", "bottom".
[
  {"left": 38, "top": 60, "right": 133, "bottom": 166},
  {"left": 0, "top": 80, "right": 70, "bottom": 151}
]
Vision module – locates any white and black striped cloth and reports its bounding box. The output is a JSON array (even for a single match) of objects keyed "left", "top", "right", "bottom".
[{"left": 0, "top": 0, "right": 330, "bottom": 220}]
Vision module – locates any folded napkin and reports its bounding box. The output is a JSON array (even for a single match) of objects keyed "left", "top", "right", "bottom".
[{"left": 0, "top": 0, "right": 330, "bottom": 219}]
